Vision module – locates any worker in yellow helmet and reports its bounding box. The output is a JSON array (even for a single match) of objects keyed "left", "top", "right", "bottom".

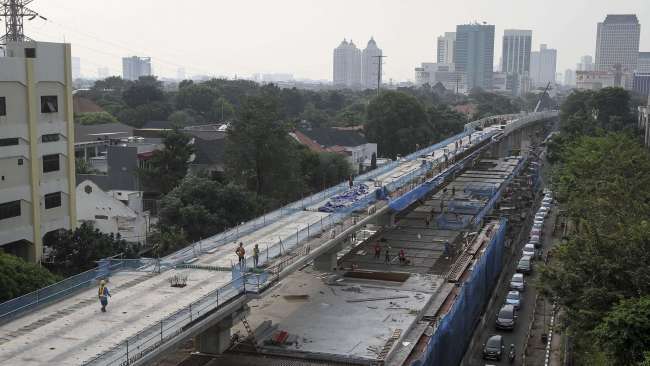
[{"left": 98, "top": 280, "right": 111, "bottom": 312}]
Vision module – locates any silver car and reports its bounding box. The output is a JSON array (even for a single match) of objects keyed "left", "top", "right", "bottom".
[
  {"left": 510, "top": 273, "right": 525, "bottom": 291},
  {"left": 506, "top": 290, "right": 521, "bottom": 309}
]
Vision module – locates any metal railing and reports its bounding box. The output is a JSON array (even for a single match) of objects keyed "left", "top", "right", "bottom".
[
  {"left": 0, "top": 261, "right": 123, "bottom": 323},
  {"left": 81, "top": 271, "right": 267, "bottom": 366}
]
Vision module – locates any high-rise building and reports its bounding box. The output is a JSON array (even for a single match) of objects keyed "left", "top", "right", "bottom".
[
  {"left": 639, "top": 52, "right": 650, "bottom": 73},
  {"left": 501, "top": 30, "right": 532, "bottom": 95},
  {"left": 361, "top": 37, "right": 382, "bottom": 90},
  {"left": 71, "top": 57, "right": 81, "bottom": 79},
  {"left": 595, "top": 14, "right": 640, "bottom": 73},
  {"left": 501, "top": 30, "right": 532, "bottom": 75},
  {"left": 564, "top": 69, "right": 576, "bottom": 86},
  {"left": 454, "top": 23, "right": 495, "bottom": 90},
  {"left": 577, "top": 55, "right": 594, "bottom": 71},
  {"left": 122, "top": 56, "right": 152, "bottom": 81},
  {"left": 530, "top": 44, "right": 557, "bottom": 87},
  {"left": 0, "top": 41, "right": 77, "bottom": 262},
  {"left": 333, "top": 39, "right": 361, "bottom": 88},
  {"left": 437, "top": 32, "right": 456, "bottom": 64}
]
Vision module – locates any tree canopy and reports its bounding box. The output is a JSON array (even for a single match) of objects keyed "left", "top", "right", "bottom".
[
  {"left": 138, "top": 129, "right": 194, "bottom": 194},
  {"left": 540, "top": 87, "right": 650, "bottom": 365},
  {"left": 158, "top": 175, "right": 260, "bottom": 243},
  {"left": 0, "top": 253, "right": 59, "bottom": 302}
]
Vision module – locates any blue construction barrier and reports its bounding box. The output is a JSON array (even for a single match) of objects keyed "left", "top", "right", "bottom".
[{"left": 411, "top": 217, "right": 507, "bottom": 366}]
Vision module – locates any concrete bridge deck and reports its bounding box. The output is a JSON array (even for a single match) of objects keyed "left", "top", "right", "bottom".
[{"left": 0, "top": 111, "right": 557, "bottom": 366}]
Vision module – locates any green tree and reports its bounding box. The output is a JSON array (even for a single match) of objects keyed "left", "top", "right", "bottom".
[
  {"left": 45, "top": 223, "right": 138, "bottom": 275},
  {"left": 176, "top": 84, "right": 219, "bottom": 118},
  {"left": 122, "top": 76, "right": 165, "bottom": 108},
  {"left": 75, "top": 111, "right": 119, "bottom": 125},
  {"left": 299, "top": 148, "right": 351, "bottom": 192},
  {"left": 158, "top": 175, "right": 259, "bottom": 242},
  {"left": 168, "top": 110, "right": 198, "bottom": 127},
  {"left": 225, "top": 94, "right": 300, "bottom": 198},
  {"left": 149, "top": 226, "right": 189, "bottom": 258},
  {"left": 594, "top": 296, "right": 650, "bottom": 365},
  {"left": 365, "top": 91, "right": 431, "bottom": 159},
  {"left": 138, "top": 129, "right": 194, "bottom": 194},
  {"left": 0, "top": 252, "right": 59, "bottom": 302},
  {"left": 427, "top": 104, "right": 466, "bottom": 141}
]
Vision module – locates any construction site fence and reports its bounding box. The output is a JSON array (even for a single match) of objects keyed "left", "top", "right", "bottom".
[
  {"left": 412, "top": 217, "right": 508, "bottom": 366},
  {"left": 81, "top": 272, "right": 267, "bottom": 366},
  {"left": 0, "top": 261, "right": 127, "bottom": 324}
]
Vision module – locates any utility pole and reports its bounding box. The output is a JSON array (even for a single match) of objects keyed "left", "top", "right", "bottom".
[
  {"left": 372, "top": 54, "right": 386, "bottom": 96},
  {"left": 0, "top": 0, "right": 46, "bottom": 44}
]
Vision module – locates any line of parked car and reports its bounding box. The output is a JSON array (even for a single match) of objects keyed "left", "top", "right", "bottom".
[{"left": 482, "top": 189, "right": 554, "bottom": 362}]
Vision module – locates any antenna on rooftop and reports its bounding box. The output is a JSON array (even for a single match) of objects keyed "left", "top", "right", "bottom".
[{"left": 0, "top": 0, "right": 47, "bottom": 44}]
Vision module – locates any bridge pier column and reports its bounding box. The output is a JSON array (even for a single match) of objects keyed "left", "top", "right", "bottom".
[
  {"left": 313, "top": 242, "right": 343, "bottom": 271},
  {"left": 195, "top": 305, "right": 250, "bottom": 355}
]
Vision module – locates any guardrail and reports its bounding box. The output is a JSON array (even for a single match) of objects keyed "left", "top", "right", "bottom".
[
  {"left": 81, "top": 271, "right": 267, "bottom": 366},
  {"left": 0, "top": 261, "right": 125, "bottom": 324}
]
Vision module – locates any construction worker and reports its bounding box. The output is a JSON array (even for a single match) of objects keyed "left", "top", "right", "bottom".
[
  {"left": 236, "top": 242, "right": 246, "bottom": 269},
  {"left": 452, "top": 186, "right": 456, "bottom": 197},
  {"left": 398, "top": 249, "right": 406, "bottom": 265},
  {"left": 98, "top": 280, "right": 111, "bottom": 312},
  {"left": 384, "top": 246, "right": 391, "bottom": 265},
  {"left": 253, "top": 244, "right": 260, "bottom": 268},
  {"left": 374, "top": 243, "right": 382, "bottom": 259}
]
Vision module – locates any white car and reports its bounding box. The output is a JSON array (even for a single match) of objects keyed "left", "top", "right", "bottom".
[
  {"left": 533, "top": 222, "right": 543, "bottom": 230},
  {"left": 523, "top": 243, "right": 536, "bottom": 258},
  {"left": 510, "top": 273, "right": 526, "bottom": 291}
]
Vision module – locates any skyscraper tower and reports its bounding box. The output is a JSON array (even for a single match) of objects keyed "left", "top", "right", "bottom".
[
  {"left": 501, "top": 30, "right": 532, "bottom": 95},
  {"left": 333, "top": 39, "right": 361, "bottom": 88},
  {"left": 595, "top": 14, "right": 640, "bottom": 72},
  {"left": 361, "top": 37, "right": 382, "bottom": 90},
  {"left": 437, "top": 32, "right": 456, "bottom": 64},
  {"left": 454, "top": 23, "right": 495, "bottom": 90}
]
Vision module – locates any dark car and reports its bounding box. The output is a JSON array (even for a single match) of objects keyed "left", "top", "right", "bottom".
[
  {"left": 482, "top": 334, "right": 505, "bottom": 361},
  {"left": 517, "top": 256, "right": 533, "bottom": 274},
  {"left": 495, "top": 304, "right": 517, "bottom": 330}
]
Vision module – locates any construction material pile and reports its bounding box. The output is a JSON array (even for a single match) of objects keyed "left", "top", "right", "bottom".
[{"left": 318, "top": 184, "right": 370, "bottom": 213}]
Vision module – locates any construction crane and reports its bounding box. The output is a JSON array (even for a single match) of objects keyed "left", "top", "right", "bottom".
[
  {"left": 533, "top": 82, "right": 552, "bottom": 113},
  {"left": 0, "top": 0, "right": 46, "bottom": 44}
]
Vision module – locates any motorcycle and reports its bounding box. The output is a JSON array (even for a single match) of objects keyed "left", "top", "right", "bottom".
[{"left": 508, "top": 344, "right": 516, "bottom": 363}]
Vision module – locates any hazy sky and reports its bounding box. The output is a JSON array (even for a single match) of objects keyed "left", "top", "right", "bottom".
[{"left": 26, "top": 0, "right": 650, "bottom": 81}]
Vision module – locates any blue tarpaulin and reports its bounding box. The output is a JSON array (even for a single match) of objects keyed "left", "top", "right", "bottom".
[{"left": 411, "top": 217, "right": 507, "bottom": 366}]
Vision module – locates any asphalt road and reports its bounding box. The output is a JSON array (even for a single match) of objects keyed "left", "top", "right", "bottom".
[{"left": 463, "top": 201, "right": 557, "bottom": 366}]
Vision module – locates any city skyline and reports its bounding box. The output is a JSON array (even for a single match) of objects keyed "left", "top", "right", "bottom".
[{"left": 25, "top": 0, "right": 650, "bottom": 81}]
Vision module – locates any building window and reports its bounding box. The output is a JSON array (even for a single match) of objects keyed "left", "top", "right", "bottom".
[
  {"left": 0, "top": 137, "right": 19, "bottom": 146},
  {"left": 0, "top": 200, "right": 21, "bottom": 220},
  {"left": 24, "top": 48, "right": 36, "bottom": 58},
  {"left": 42, "top": 154, "right": 60, "bottom": 173},
  {"left": 0, "top": 97, "right": 6, "bottom": 116},
  {"left": 44, "top": 192, "right": 62, "bottom": 209},
  {"left": 41, "top": 134, "right": 60, "bottom": 143},
  {"left": 40, "top": 96, "right": 58, "bottom": 113},
  {"left": 94, "top": 215, "right": 108, "bottom": 220},
  {"left": 17, "top": 158, "right": 23, "bottom": 165}
]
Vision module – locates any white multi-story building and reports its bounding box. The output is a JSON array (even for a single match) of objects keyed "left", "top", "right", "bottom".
[
  {"left": 333, "top": 39, "right": 361, "bottom": 88},
  {"left": 0, "top": 41, "right": 77, "bottom": 262},
  {"left": 564, "top": 69, "right": 576, "bottom": 86},
  {"left": 530, "top": 44, "right": 557, "bottom": 87},
  {"left": 437, "top": 32, "right": 456, "bottom": 64},
  {"left": 414, "top": 62, "right": 466, "bottom": 93},
  {"left": 361, "top": 37, "right": 382, "bottom": 90},
  {"left": 577, "top": 55, "right": 595, "bottom": 71},
  {"left": 595, "top": 14, "right": 640, "bottom": 73},
  {"left": 122, "top": 56, "right": 152, "bottom": 81}
]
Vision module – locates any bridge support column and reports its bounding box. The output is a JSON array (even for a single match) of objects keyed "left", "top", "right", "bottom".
[
  {"left": 195, "top": 305, "right": 250, "bottom": 355},
  {"left": 313, "top": 242, "right": 343, "bottom": 271}
]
